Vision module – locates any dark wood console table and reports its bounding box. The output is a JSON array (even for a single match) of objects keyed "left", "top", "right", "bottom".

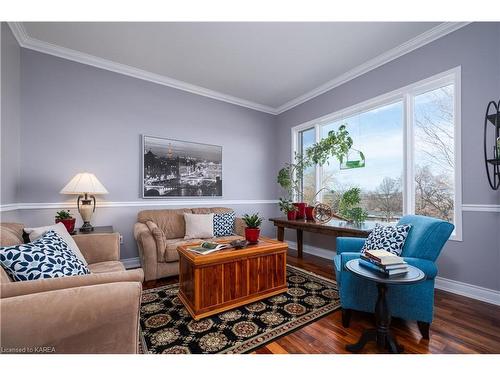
[{"left": 269, "top": 217, "right": 374, "bottom": 257}]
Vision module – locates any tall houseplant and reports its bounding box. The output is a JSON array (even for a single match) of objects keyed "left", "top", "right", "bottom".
[{"left": 277, "top": 124, "right": 353, "bottom": 218}]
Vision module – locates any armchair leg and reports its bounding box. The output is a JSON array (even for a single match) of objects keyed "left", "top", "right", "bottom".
[
  {"left": 417, "top": 321, "right": 430, "bottom": 340},
  {"left": 342, "top": 308, "right": 352, "bottom": 328}
]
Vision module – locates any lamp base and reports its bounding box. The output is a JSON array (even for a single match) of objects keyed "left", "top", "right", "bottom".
[{"left": 79, "top": 221, "right": 94, "bottom": 233}]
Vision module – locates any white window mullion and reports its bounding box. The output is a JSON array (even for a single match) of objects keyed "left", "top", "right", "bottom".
[
  {"left": 314, "top": 124, "right": 322, "bottom": 203},
  {"left": 404, "top": 93, "right": 415, "bottom": 216}
]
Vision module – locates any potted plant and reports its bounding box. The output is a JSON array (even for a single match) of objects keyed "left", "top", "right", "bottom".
[
  {"left": 338, "top": 187, "right": 368, "bottom": 224},
  {"left": 242, "top": 213, "right": 263, "bottom": 243},
  {"left": 55, "top": 210, "right": 76, "bottom": 233},
  {"left": 277, "top": 124, "right": 353, "bottom": 219},
  {"left": 279, "top": 198, "right": 298, "bottom": 220}
]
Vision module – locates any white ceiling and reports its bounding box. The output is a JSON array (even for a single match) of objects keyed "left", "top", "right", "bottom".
[{"left": 17, "top": 22, "right": 461, "bottom": 113}]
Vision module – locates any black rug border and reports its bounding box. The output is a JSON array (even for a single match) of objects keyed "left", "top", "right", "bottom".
[{"left": 140, "top": 264, "right": 340, "bottom": 354}]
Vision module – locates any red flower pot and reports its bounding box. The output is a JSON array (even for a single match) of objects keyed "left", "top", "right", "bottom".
[
  {"left": 56, "top": 218, "right": 76, "bottom": 233},
  {"left": 293, "top": 202, "right": 306, "bottom": 219},
  {"left": 287, "top": 210, "right": 298, "bottom": 220},
  {"left": 305, "top": 206, "right": 315, "bottom": 220},
  {"left": 245, "top": 228, "right": 260, "bottom": 243}
]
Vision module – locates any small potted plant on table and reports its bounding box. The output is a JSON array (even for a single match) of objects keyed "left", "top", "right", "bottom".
[
  {"left": 279, "top": 198, "right": 298, "bottom": 220},
  {"left": 242, "top": 213, "right": 263, "bottom": 243},
  {"left": 55, "top": 210, "right": 76, "bottom": 233}
]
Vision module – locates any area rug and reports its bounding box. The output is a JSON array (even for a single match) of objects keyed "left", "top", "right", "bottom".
[{"left": 139, "top": 265, "right": 340, "bottom": 354}]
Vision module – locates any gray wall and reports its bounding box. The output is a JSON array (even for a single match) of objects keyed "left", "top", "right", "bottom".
[
  {"left": 276, "top": 22, "right": 500, "bottom": 291},
  {"left": 1, "top": 23, "right": 21, "bottom": 206},
  {"left": 9, "top": 46, "right": 279, "bottom": 259}
]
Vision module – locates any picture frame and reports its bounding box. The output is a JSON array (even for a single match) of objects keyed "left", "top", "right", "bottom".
[{"left": 142, "top": 135, "right": 222, "bottom": 198}]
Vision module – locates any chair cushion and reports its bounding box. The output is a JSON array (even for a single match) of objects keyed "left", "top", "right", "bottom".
[
  {"left": 0, "top": 223, "right": 25, "bottom": 247},
  {"left": 361, "top": 223, "right": 411, "bottom": 256},
  {"left": 88, "top": 261, "right": 126, "bottom": 274},
  {"left": 0, "top": 230, "right": 90, "bottom": 281},
  {"left": 213, "top": 211, "right": 235, "bottom": 237},
  {"left": 184, "top": 213, "right": 214, "bottom": 239},
  {"left": 24, "top": 222, "right": 88, "bottom": 266},
  {"left": 398, "top": 215, "right": 455, "bottom": 260},
  {"left": 137, "top": 208, "right": 193, "bottom": 239}
]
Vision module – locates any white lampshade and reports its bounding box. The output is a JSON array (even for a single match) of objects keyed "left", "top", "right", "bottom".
[{"left": 60, "top": 173, "right": 109, "bottom": 195}]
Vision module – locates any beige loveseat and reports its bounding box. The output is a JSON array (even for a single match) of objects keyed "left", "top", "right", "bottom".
[
  {"left": 0, "top": 223, "right": 144, "bottom": 354},
  {"left": 134, "top": 207, "right": 245, "bottom": 281}
]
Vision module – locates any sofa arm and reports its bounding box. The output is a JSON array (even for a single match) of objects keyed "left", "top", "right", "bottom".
[
  {"left": 336, "top": 237, "right": 366, "bottom": 254},
  {"left": 0, "top": 282, "right": 141, "bottom": 353},
  {"left": 73, "top": 233, "right": 120, "bottom": 263},
  {"left": 403, "top": 257, "right": 438, "bottom": 279},
  {"left": 1, "top": 269, "right": 144, "bottom": 299},
  {"left": 134, "top": 222, "right": 158, "bottom": 281},
  {"left": 234, "top": 217, "right": 246, "bottom": 237}
]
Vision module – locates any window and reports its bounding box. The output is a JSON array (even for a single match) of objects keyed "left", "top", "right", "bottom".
[{"left": 291, "top": 68, "right": 461, "bottom": 240}]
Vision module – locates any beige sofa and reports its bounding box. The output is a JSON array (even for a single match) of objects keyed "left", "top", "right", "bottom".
[
  {"left": 0, "top": 223, "right": 144, "bottom": 354},
  {"left": 134, "top": 207, "right": 245, "bottom": 281}
]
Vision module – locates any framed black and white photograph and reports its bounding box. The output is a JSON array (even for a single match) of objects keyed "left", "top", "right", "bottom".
[{"left": 142, "top": 135, "right": 222, "bottom": 198}]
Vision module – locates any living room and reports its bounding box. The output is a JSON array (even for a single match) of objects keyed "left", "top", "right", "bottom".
[{"left": 1, "top": 0, "right": 499, "bottom": 371}]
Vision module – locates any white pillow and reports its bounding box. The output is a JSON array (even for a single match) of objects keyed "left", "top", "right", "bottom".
[
  {"left": 24, "top": 222, "right": 88, "bottom": 266},
  {"left": 184, "top": 213, "right": 214, "bottom": 239}
]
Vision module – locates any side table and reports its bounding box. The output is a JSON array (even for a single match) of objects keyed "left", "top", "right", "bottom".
[
  {"left": 345, "top": 258, "right": 425, "bottom": 353},
  {"left": 71, "top": 226, "right": 114, "bottom": 235}
]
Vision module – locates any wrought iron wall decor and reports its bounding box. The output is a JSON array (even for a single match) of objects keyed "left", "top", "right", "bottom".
[{"left": 484, "top": 100, "right": 500, "bottom": 190}]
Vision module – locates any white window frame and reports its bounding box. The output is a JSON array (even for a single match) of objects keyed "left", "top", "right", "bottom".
[{"left": 291, "top": 67, "right": 462, "bottom": 241}]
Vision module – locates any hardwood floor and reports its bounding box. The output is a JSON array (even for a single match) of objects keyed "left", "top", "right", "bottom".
[{"left": 143, "top": 249, "right": 500, "bottom": 354}]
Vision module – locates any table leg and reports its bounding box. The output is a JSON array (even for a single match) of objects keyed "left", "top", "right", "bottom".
[
  {"left": 346, "top": 282, "right": 403, "bottom": 353},
  {"left": 277, "top": 226, "right": 285, "bottom": 242},
  {"left": 296, "top": 229, "right": 303, "bottom": 258}
]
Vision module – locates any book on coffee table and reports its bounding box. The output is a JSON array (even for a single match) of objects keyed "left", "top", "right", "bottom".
[{"left": 188, "top": 242, "right": 231, "bottom": 255}]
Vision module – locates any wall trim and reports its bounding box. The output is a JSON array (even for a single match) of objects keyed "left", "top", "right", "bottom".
[
  {"left": 287, "top": 241, "right": 500, "bottom": 306},
  {"left": 7, "top": 22, "right": 277, "bottom": 115},
  {"left": 274, "top": 22, "right": 470, "bottom": 114},
  {"left": 462, "top": 204, "right": 500, "bottom": 213},
  {"left": 122, "top": 257, "right": 141, "bottom": 269},
  {"left": 0, "top": 199, "right": 279, "bottom": 212},
  {"left": 1, "top": 202, "right": 497, "bottom": 213},
  {"left": 8, "top": 22, "right": 470, "bottom": 116},
  {"left": 435, "top": 276, "right": 500, "bottom": 306}
]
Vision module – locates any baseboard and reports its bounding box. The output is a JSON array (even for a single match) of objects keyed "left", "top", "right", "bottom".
[
  {"left": 286, "top": 241, "right": 500, "bottom": 306},
  {"left": 286, "top": 240, "right": 335, "bottom": 260},
  {"left": 434, "top": 277, "right": 500, "bottom": 306},
  {"left": 121, "top": 257, "right": 141, "bottom": 269}
]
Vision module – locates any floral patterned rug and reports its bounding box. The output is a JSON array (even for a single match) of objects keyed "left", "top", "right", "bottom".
[{"left": 139, "top": 265, "right": 340, "bottom": 354}]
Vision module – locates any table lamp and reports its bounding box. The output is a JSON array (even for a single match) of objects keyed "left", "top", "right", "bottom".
[{"left": 60, "top": 172, "right": 109, "bottom": 232}]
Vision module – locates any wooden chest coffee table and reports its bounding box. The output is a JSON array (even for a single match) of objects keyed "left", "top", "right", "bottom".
[{"left": 177, "top": 237, "right": 288, "bottom": 320}]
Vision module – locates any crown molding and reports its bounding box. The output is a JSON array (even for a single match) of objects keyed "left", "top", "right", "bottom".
[
  {"left": 7, "top": 22, "right": 277, "bottom": 115},
  {"left": 274, "top": 22, "right": 471, "bottom": 114},
  {"left": 8, "top": 22, "right": 470, "bottom": 116}
]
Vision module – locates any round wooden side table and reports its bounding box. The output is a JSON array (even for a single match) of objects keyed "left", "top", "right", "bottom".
[{"left": 345, "top": 258, "right": 425, "bottom": 354}]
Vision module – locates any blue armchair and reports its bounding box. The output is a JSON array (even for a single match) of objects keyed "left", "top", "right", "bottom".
[{"left": 333, "top": 215, "right": 454, "bottom": 339}]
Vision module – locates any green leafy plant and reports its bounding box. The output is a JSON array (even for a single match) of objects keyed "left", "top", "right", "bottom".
[
  {"left": 277, "top": 124, "right": 353, "bottom": 200},
  {"left": 278, "top": 198, "right": 297, "bottom": 213},
  {"left": 338, "top": 187, "right": 368, "bottom": 224},
  {"left": 55, "top": 210, "right": 73, "bottom": 220},
  {"left": 242, "top": 213, "right": 263, "bottom": 228}
]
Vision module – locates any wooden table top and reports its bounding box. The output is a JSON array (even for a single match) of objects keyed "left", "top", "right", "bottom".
[
  {"left": 177, "top": 237, "right": 288, "bottom": 266},
  {"left": 346, "top": 259, "right": 425, "bottom": 285},
  {"left": 269, "top": 217, "right": 375, "bottom": 235}
]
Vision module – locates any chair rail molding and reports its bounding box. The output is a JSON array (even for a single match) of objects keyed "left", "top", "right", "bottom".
[
  {"left": 0, "top": 199, "right": 280, "bottom": 212},
  {"left": 8, "top": 22, "right": 470, "bottom": 115}
]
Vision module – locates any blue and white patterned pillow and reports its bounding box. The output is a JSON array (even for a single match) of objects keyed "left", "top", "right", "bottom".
[
  {"left": 361, "top": 223, "right": 412, "bottom": 256},
  {"left": 0, "top": 230, "right": 90, "bottom": 281},
  {"left": 213, "top": 212, "right": 235, "bottom": 237}
]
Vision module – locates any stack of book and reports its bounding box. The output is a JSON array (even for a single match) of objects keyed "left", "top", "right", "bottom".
[{"left": 359, "top": 249, "right": 408, "bottom": 277}]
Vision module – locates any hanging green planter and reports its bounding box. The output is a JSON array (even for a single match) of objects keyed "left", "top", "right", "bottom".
[{"left": 340, "top": 149, "right": 365, "bottom": 170}]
